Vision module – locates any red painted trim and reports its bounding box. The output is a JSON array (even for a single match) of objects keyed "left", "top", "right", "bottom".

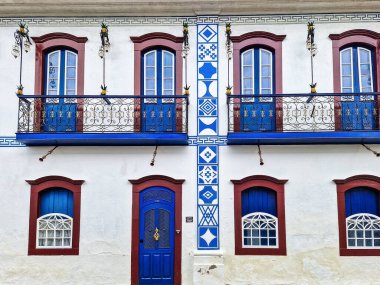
[
  {"left": 27, "top": 175, "right": 84, "bottom": 255},
  {"left": 129, "top": 175, "right": 184, "bottom": 285},
  {"left": 333, "top": 174, "right": 380, "bottom": 256},
  {"left": 330, "top": 29, "right": 380, "bottom": 130},
  {"left": 231, "top": 175, "right": 287, "bottom": 255},
  {"left": 32, "top": 32, "right": 87, "bottom": 132},
  {"left": 231, "top": 32, "right": 286, "bottom": 132},
  {"left": 131, "top": 32, "right": 184, "bottom": 132}
]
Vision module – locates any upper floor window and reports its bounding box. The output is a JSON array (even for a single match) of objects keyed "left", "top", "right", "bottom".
[
  {"left": 143, "top": 49, "right": 175, "bottom": 97},
  {"left": 330, "top": 30, "right": 380, "bottom": 131},
  {"left": 26, "top": 176, "right": 84, "bottom": 255},
  {"left": 232, "top": 175, "right": 287, "bottom": 255},
  {"left": 334, "top": 175, "right": 380, "bottom": 256},
  {"left": 241, "top": 48, "right": 273, "bottom": 96},
  {"left": 340, "top": 47, "right": 374, "bottom": 94},
  {"left": 46, "top": 49, "right": 78, "bottom": 96},
  {"left": 131, "top": 33, "right": 184, "bottom": 132},
  {"left": 230, "top": 32, "right": 285, "bottom": 132}
]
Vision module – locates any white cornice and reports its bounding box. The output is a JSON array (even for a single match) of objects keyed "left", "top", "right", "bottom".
[{"left": 1, "top": 0, "right": 380, "bottom": 17}]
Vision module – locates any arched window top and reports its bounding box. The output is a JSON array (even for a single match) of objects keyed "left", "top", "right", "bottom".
[
  {"left": 39, "top": 187, "right": 74, "bottom": 217},
  {"left": 242, "top": 212, "right": 278, "bottom": 248}
]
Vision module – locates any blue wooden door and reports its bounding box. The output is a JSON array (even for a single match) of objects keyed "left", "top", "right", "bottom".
[
  {"left": 44, "top": 49, "right": 77, "bottom": 132},
  {"left": 340, "top": 47, "right": 376, "bottom": 130},
  {"left": 139, "top": 187, "right": 175, "bottom": 285},
  {"left": 142, "top": 49, "right": 176, "bottom": 132},
  {"left": 240, "top": 48, "right": 275, "bottom": 131}
]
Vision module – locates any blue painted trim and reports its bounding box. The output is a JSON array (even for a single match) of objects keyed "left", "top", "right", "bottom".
[
  {"left": 16, "top": 133, "right": 188, "bottom": 146},
  {"left": 227, "top": 131, "right": 380, "bottom": 145},
  {"left": 0, "top": 136, "right": 26, "bottom": 147}
]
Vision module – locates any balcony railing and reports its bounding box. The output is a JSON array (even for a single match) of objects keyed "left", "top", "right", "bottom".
[
  {"left": 17, "top": 95, "right": 189, "bottom": 146},
  {"left": 227, "top": 93, "right": 380, "bottom": 144}
]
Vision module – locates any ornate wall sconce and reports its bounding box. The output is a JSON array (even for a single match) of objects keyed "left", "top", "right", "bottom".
[
  {"left": 225, "top": 22, "right": 232, "bottom": 95},
  {"left": 306, "top": 21, "right": 318, "bottom": 96},
  {"left": 99, "top": 22, "right": 111, "bottom": 97},
  {"left": 12, "top": 21, "right": 32, "bottom": 95},
  {"left": 182, "top": 22, "right": 190, "bottom": 95}
]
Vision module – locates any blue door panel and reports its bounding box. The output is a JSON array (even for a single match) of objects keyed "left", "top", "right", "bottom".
[
  {"left": 142, "top": 49, "right": 176, "bottom": 132},
  {"left": 240, "top": 48, "right": 275, "bottom": 131},
  {"left": 39, "top": 188, "right": 73, "bottom": 217},
  {"left": 242, "top": 187, "right": 277, "bottom": 216},
  {"left": 139, "top": 187, "right": 175, "bottom": 285},
  {"left": 345, "top": 187, "right": 379, "bottom": 217},
  {"left": 341, "top": 47, "right": 377, "bottom": 130},
  {"left": 44, "top": 49, "right": 77, "bottom": 132}
]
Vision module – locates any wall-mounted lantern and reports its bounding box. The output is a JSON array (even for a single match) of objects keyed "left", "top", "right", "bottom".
[
  {"left": 306, "top": 21, "right": 318, "bottom": 97},
  {"left": 12, "top": 21, "right": 32, "bottom": 95},
  {"left": 225, "top": 22, "right": 232, "bottom": 95},
  {"left": 99, "top": 22, "right": 111, "bottom": 99},
  {"left": 182, "top": 22, "right": 190, "bottom": 95}
]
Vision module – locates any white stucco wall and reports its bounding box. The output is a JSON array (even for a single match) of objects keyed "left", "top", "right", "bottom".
[{"left": 0, "top": 17, "right": 380, "bottom": 284}]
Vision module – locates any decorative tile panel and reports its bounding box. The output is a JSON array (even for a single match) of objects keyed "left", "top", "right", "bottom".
[{"left": 197, "top": 23, "right": 219, "bottom": 250}]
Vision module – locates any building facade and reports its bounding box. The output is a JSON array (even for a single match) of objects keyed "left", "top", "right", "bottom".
[{"left": 1, "top": 2, "right": 380, "bottom": 284}]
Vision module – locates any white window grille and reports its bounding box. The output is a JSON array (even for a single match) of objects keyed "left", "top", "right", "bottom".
[
  {"left": 346, "top": 213, "right": 380, "bottom": 248},
  {"left": 36, "top": 213, "right": 73, "bottom": 248},
  {"left": 242, "top": 212, "right": 278, "bottom": 248}
]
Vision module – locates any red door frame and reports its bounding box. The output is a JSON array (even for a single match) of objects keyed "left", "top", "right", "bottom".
[{"left": 129, "top": 175, "right": 184, "bottom": 285}]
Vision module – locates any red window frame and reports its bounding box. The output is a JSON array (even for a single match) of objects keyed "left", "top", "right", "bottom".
[
  {"left": 333, "top": 174, "right": 380, "bottom": 256},
  {"left": 329, "top": 29, "right": 380, "bottom": 130},
  {"left": 31, "top": 33, "right": 87, "bottom": 132},
  {"left": 130, "top": 33, "right": 184, "bottom": 132},
  {"left": 230, "top": 31, "right": 286, "bottom": 132},
  {"left": 26, "top": 175, "right": 84, "bottom": 255},
  {"left": 129, "top": 175, "right": 184, "bottom": 285},
  {"left": 231, "top": 175, "right": 287, "bottom": 255}
]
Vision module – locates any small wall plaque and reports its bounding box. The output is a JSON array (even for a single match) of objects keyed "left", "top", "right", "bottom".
[{"left": 186, "top": 216, "right": 193, "bottom": 223}]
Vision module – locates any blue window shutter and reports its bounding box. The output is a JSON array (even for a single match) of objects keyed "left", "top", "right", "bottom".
[
  {"left": 39, "top": 188, "right": 74, "bottom": 217},
  {"left": 345, "top": 187, "right": 379, "bottom": 217},
  {"left": 241, "top": 187, "right": 277, "bottom": 217}
]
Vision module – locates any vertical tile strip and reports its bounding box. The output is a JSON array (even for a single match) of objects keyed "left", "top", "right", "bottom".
[{"left": 197, "top": 23, "right": 219, "bottom": 249}]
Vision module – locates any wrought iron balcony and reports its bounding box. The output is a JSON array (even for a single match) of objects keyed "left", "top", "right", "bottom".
[
  {"left": 16, "top": 95, "right": 189, "bottom": 146},
  {"left": 227, "top": 93, "right": 380, "bottom": 144}
]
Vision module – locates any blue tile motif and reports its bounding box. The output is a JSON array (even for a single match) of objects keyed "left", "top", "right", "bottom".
[
  {"left": 197, "top": 23, "right": 219, "bottom": 250},
  {"left": 199, "top": 62, "right": 217, "bottom": 79},
  {"left": 199, "top": 226, "right": 219, "bottom": 248},
  {"left": 199, "top": 185, "right": 218, "bottom": 204},
  {"left": 199, "top": 99, "right": 217, "bottom": 116}
]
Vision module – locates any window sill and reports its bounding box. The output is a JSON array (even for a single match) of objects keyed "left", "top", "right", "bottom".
[{"left": 28, "top": 248, "right": 79, "bottom": 255}]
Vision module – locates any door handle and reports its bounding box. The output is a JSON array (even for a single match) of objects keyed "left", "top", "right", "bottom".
[
  {"left": 140, "top": 239, "right": 144, "bottom": 243},
  {"left": 153, "top": 227, "right": 160, "bottom": 241}
]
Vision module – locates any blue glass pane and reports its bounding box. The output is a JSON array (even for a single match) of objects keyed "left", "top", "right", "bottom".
[
  {"left": 146, "top": 79, "right": 155, "bottom": 89},
  {"left": 66, "top": 79, "right": 75, "bottom": 90},
  {"left": 262, "top": 66, "right": 271, "bottom": 77},
  {"left": 66, "top": 90, "right": 75, "bottom": 95},
  {"left": 243, "top": 78, "right": 253, "bottom": 89},
  {"left": 145, "top": 52, "right": 155, "bottom": 66},
  {"left": 67, "top": 52, "right": 77, "bottom": 66},
  {"left": 342, "top": 77, "right": 352, "bottom": 88},
  {"left": 163, "top": 90, "right": 173, "bottom": 95},
  {"left": 243, "top": 51, "right": 253, "bottom": 65},
  {"left": 146, "top": 67, "right": 155, "bottom": 78},
  {"left": 261, "top": 78, "right": 271, "bottom": 89},
  {"left": 164, "top": 52, "right": 174, "bottom": 66},
  {"left": 361, "top": 76, "right": 371, "bottom": 88},
  {"left": 345, "top": 187, "right": 379, "bottom": 217},
  {"left": 341, "top": 49, "right": 351, "bottom": 64},
  {"left": 49, "top": 67, "right": 59, "bottom": 79},
  {"left": 67, "top": 67, "right": 76, "bottom": 78},
  {"left": 341, "top": 65, "right": 351, "bottom": 76},
  {"left": 49, "top": 79, "right": 57, "bottom": 89},
  {"left": 360, "top": 64, "right": 370, "bottom": 76},
  {"left": 342, "top": 88, "right": 352, "bottom": 93},
  {"left": 49, "top": 52, "right": 59, "bottom": 66},
  {"left": 48, "top": 90, "right": 57, "bottom": 95},
  {"left": 164, "top": 79, "right": 173, "bottom": 89},
  {"left": 39, "top": 188, "right": 73, "bottom": 217},
  {"left": 164, "top": 67, "right": 173, "bottom": 78},
  {"left": 360, "top": 49, "right": 370, "bottom": 63},
  {"left": 243, "top": 66, "right": 252, "bottom": 77},
  {"left": 261, "top": 50, "right": 271, "bottom": 65}
]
